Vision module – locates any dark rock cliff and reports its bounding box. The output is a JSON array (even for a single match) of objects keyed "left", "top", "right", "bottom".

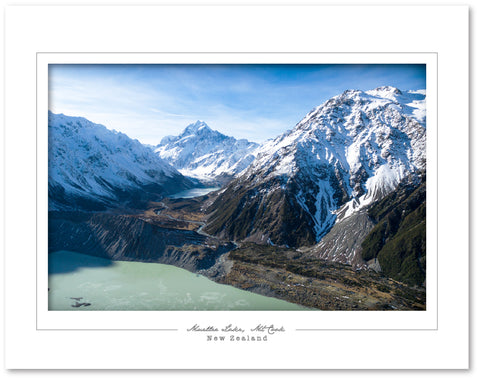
[
  {"left": 204, "top": 175, "right": 318, "bottom": 248},
  {"left": 360, "top": 173, "right": 426, "bottom": 286},
  {"left": 49, "top": 211, "right": 235, "bottom": 274}
]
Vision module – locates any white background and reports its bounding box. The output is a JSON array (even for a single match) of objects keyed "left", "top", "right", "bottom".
[{"left": 1, "top": 0, "right": 476, "bottom": 379}]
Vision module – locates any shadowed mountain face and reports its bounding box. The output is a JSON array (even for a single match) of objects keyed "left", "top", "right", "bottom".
[
  {"left": 304, "top": 171, "right": 426, "bottom": 286},
  {"left": 49, "top": 211, "right": 235, "bottom": 274},
  {"left": 205, "top": 87, "right": 426, "bottom": 248},
  {"left": 48, "top": 250, "right": 115, "bottom": 274},
  {"left": 205, "top": 174, "right": 319, "bottom": 248},
  {"left": 48, "top": 112, "right": 194, "bottom": 211},
  {"left": 360, "top": 172, "right": 426, "bottom": 286}
]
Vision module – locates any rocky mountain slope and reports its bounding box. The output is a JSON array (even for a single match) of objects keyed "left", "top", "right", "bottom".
[
  {"left": 304, "top": 171, "right": 425, "bottom": 272},
  {"left": 49, "top": 211, "right": 235, "bottom": 273},
  {"left": 48, "top": 112, "right": 193, "bottom": 211},
  {"left": 221, "top": 242, "right": 425, "bottom": 310},
  {"left": 300, "top": 210, "right": 375, "bottom": 268},
  {"left": 154, "top": 120, "right": 259, "bottom": 183},
  {"left": 360, "top": 172, "right": 426, "bottom": 286},
  {"left": 205, "top": 87, "right": 426, "bottom": 248}
]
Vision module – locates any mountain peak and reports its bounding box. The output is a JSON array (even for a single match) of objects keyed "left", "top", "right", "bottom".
[
  {"left": 370, "top": 86, "right": 403, "bottom": 95},
  {"left": 342, "top": 89, "right": 363, "bottom": 96},
  {"left": 206, "top": 87, "right": 426, "bottom": 248},
  {"left": 340, "top": 86, "right": 402, "bottom": 100},
  {"left": 367, "top": 86, "right": 403, "bottom": 97},
  {"left": 48, "top": 112, "right": 192, "bottom": 211},
  {"left": 183, "top": 120, "right": 211, "bottom": 134},
  {"left": 155, "top": 121, "right": 259, "bottom": 181}
]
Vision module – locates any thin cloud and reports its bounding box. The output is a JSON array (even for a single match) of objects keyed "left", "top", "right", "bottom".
[{"left": 49, "top": 64, "right": 426, "bottom": 145}]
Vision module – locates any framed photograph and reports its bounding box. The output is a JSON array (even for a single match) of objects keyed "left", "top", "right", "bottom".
[{"left": 4, "top": 5, "right": 469, "bottom": 370}]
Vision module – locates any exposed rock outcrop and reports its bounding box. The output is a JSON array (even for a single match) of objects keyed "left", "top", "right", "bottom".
[{"left": 49, "top": 211, "right": 235, "bottom": 274}]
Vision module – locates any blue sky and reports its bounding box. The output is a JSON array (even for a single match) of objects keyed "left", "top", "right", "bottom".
[{"left": 49, "top": 64, "right": 426, "bottom": 144}]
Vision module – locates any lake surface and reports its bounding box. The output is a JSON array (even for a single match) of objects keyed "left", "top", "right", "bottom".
[
  {"left": 48, "top": 251, "right": 305, "bottom": 311},
  {"left": 168, "top": 187, "right": 220, "bottom": 199}
]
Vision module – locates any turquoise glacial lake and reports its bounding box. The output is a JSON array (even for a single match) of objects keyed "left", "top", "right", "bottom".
[
  {"left": 48, "top": 251, "right": 305, "bottom": 311},
  {"left": 167, "top": 186, "right": 220, "bottom": 199}
]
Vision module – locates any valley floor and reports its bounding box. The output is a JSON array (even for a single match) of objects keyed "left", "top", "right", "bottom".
[
  {"left": 48, "top": 192, "right": 426, "bottom": 311},
  {"left": 219, "top": 243, "right": 425, "bottom": 310}
]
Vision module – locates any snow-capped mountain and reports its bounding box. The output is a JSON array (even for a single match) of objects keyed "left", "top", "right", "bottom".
[
  {"left": 205, "top": 86, "right": 426, "bottom": 248},
  {"left": 154, "top": 120, "right": 259, "bottom": 183},
  {"left": 48, "top": 112, "right": 193, "bottom": 211}
]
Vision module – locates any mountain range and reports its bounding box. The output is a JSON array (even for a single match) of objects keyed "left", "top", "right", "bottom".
[
  {"left": 154, "top": 120, "right": 259, "bottom": 184},
  {"left": 205, "top": 86, "right": 426, "bottom": 252},
  {"left": 48, "top": 85, "right": 427, "bottom": 290},
  {"left": 48, "top": 111, "right": 193, "bottom": 211}
]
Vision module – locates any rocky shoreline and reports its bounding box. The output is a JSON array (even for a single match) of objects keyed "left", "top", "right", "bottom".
[{"left": 49, "top": 206, "right": 425, "bottom": 311}]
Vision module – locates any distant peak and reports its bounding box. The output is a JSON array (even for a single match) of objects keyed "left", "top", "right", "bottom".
[
  {"left": 183, "top": 120, "right": 211, "bottom": 134},
  {"left": 48, "top": 110, "right": 66, "bottom": 119},
  {"left": 372, "top": 86, "right": 402, "bottom": 95},
  {"left": 342, "top": 89, "right": 362, "bottom": 96},
  {"left": 193, "top": 120, "right": 208, "bottom": 127},
  {"left": 340, "top": 87, "right": 403, "bottom": 99}
]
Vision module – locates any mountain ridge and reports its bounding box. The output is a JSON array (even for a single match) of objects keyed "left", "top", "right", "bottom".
[
  {"left": 48, "top": 111, "right": 193, "bottom": 211},
  {"left": 154, "top": 120, "right": 259, "bottom": 183},
  {"left": 205, "top": 87, "right": 426, "bottom": 247}
]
